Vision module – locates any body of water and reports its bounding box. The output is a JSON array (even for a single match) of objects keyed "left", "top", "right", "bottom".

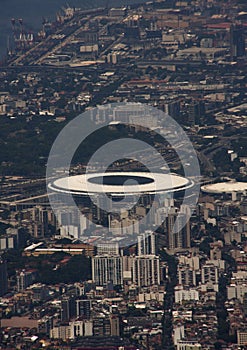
[{"left": 0, "top": 0, "right": 140, "bottom": 60}]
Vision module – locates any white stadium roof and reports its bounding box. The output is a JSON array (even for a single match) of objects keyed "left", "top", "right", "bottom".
[
  {"left": 48, "top": 172, "right": 193, "bottom": 197},
  {"left": 201, "top": 181, "right": 247, "bottom": 194}
]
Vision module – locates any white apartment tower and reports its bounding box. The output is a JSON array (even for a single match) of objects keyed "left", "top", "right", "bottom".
[
  {"left": 92, "top": 255, "right": 123, "bottom": 286},
  {"left": 132, "top": 255, "right": 160, "bottom": 287},
  {"left": 137, "top": 231, "right": 156, "bottom": 256}
]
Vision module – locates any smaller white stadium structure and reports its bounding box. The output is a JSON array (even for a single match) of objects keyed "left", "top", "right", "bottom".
[{"left": 201, "top": 181, "right": 247, "bottom": 195}]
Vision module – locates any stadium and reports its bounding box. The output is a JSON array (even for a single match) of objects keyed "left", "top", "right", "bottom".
[
  {"left": 48, "top": 171, "right": 194, "bottom": 198},
  {"left": 201, "top": 181, "right": 247, "bottom": 195}
]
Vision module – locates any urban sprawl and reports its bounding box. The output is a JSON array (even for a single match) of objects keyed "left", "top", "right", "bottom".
[{"left": 0, "top": 0, "right": 247, "bottom": 349}]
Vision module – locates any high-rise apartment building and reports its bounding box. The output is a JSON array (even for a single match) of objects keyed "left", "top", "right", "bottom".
[
  {"left": 201, "top": 263, "right": 219, "bottom": 285},
  {"left": 132, "top": 255, "right": 160, "bottom": 287},
  {"left": 16, "top": 269, "right": 36, "bottom": 292},
  {"left": 167, "top": 212, "right": 191, "bottom": 250},
  {"left": 76, "top": 299, "right": 91, "bottom": 318},
  {"left": 230, "top": 25, "right": 245, "bottom": 60},
  {"left": 61, "top": 296, "right": 76, "bottom": 322},
  {"left": 92, "top": 255, "right": 123, "bottom": 286},
  {"left": 178, "top": 265, "right": 197, "bottom": 287},
  {"left": 188, "top": 100, "right": 205, "bottom": 126},
  {"left": 137, "top": 231, "right": 156, "bottom": 256}
]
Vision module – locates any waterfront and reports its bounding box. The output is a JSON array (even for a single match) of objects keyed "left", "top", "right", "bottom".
[{"left": 0, "top": 0, "right": 140, "bottom": 59}]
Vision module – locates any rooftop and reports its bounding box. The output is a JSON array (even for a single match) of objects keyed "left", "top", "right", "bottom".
[
  {"left": 201, "top": 181, "right": 247, "bottom": 194},
  {"left": 48, "top": 172, "right": 193, "bottom": 197}
]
